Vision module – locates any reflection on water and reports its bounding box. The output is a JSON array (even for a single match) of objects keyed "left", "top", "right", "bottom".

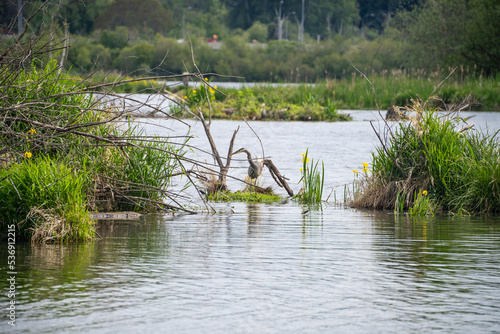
[{"left": 1, "top": 204, "right": 500, "bottom": 333}]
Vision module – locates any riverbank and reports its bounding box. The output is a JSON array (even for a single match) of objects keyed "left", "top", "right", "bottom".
[{"left": 104, "top": 71, "right": 500, "bottom": 118}]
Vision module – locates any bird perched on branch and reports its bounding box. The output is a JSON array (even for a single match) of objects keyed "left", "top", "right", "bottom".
[{"left": 230, "top": 148, "right": 263, "bottom": 179}]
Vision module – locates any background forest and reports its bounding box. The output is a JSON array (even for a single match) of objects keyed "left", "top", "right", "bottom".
[{"left": 1, "top": 0, "right": 499, "bottom": 81}]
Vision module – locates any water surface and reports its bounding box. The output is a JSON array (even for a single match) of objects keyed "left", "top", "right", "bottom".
[{"left": 1, "top": 110, "right": 500, "bottom": 333}]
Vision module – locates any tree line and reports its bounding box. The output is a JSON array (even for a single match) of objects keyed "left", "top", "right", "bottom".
[{"left": 0, "top": 0, "right": 498, "bottom": 79}]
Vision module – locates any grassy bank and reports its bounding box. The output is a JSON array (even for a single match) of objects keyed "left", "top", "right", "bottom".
[
  {"left": 179, "top": 83, "right": 351, "bottom": 121},
  {"left": 326, "top": 69, "right": 500, "bottom": 111},
  {"left": 352, "top": 100, "right": 500, "bottom": 214},
  {"left": 100, "top": 69, "right": 500, "bottom": 114},
  {"left": 90, "top": 70, "right": 500, "bottom": 122},
  {"left": 0, "top": 61, "right": 189, "bottom": 242}
]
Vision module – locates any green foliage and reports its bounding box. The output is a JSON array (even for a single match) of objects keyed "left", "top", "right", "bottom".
[
  {"left": 11, "top": 0, "right": 499, "bottom": 78},
  {"left": 207, "top": 191, "right": 282, "bottom": 203},
  {"left": 247, "top": 21, "right": 269, "bottom": 42},
  {"left": 295, "top": 150, "right": 325, "bottom": 205},
  {"left": 183, "top": 84, "right": 352, "bottom": 121},
  {"left": 115, "top": 42, "right": 156, "bottom": 72},
  {"left": 67, "top": 37, "right": 111, "bottom": 72},
  {"left": 94, "top": 0, "right": 174, "bottom": 35},
  {"left": 1, "top": 60, "right": 96, "bottom": 152},
  {"left": 0, "top": 156, "right": 94, "bottom": 242},
  {"left": 1, "top": 56, "right": 188, "bottom": 241},
  {"left": 98, "top": 27, "right": 129, "bottom": 50},
  {"left": 359, "top": 102, "right": 500, "bottom": 213},
  {"left": 408, "top": 190, "right": 436, "bottom": 217},
  {"left": 403, "top": 0, "right": 500, "bottom": 75}
]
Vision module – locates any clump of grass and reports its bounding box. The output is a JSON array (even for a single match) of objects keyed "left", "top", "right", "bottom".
[
  {"left": 207, "top": 190, "right": 282, "bottom": 203},
  {"left": 0, "top": 156, "right": 94, "bottom": 242},
  {"left": 352, "top": 99, "right": 500, "bottom": 213},
  {"left": 294, "top": 150, "right": 325, "bottom": 205}
]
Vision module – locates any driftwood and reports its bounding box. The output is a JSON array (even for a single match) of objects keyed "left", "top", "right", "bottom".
[
  {"left": 264, "top": 159, "right": 294, "bottom": 197},
  {"left": 185, "top": 47, "right": 292, "bottom": 197},
  {"left": 197, "top": 109, "right": 239, "bottom": 191}
]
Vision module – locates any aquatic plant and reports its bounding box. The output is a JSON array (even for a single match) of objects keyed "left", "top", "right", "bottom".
[
  {"left": 408, "top": 189, "right": 436, "bottom": 216},
  {"left": 295, "top": 150, "right": 325, "bottom": 205},
  {"left": 0, "top": 156, "right": 94, "bottom": 242},
  {"left": 352, "top": 99, "right": 500, "bottom": 213},
  {"left": 0, "top": 16, "right": 197, "bottom": 242},
  {"left": 207, "top": 190, "right": 282, "bottom": 203}
]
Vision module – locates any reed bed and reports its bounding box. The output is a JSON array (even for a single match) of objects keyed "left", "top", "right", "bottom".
[
  {"left": 352, "top": 100, "right": 500, "bottom": 214},
  {"left": 174, "top": 70, "right": 499, "bottom": 122}
]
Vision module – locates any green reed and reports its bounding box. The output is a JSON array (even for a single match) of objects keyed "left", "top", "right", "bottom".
[
  {"left": 295, "top": 150, "right": 325, "bottom": 205},
  {"left": 0, "top": 156, "right": 94, "bottom": 242},
  {"left": 179, "top": 70, "right": 500, "bottom": 116},
  {"left": 356, "top": 100, "right": 500, "bottom": 213}
]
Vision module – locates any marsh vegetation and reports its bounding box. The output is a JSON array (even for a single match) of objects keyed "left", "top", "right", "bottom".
[{"left": 352, "top": 99, "right": 500, "bottom": 215}]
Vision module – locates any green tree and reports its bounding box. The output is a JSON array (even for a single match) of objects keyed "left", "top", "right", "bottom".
[
  {"left": 60, "top": 0, "right": 113, "bottom": 35},
  {"left": 406, "top": 0, "right": 500, "bottom": 75},
  {"left": 307, "top": 0, "right": 360, "bottom": 39},
  {"left": 99, "top": 27, "right": 129, "bottom": 50},
  {"left": 95, "top": 0, "right": 174, "bottom": 35},
  {"left": 67, "top": 38, "right": 111, "bottom": 72},
  {"left": 247, "top": 21, "right": 269, "bottom": 41},
  {"left": 114, "top": 42, "right": 155, "bottom": 73}
]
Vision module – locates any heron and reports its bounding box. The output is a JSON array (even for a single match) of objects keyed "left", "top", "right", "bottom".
[{"left": 230, "top": 148, "right": 263, "bottom": 179}]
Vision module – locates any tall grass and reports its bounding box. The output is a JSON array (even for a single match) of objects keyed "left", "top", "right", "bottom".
[
  {"left": 295, "top": 150, "right": 325, "bottom": 205},
  {"left": 0, "top": 156, "right": 94, "bottom": 242},
  {"left": 325, "top": 69, "right": 500, "bottom": 111},
  {"left": 352, "top": 100, "right": 500, "bottom": 213}
]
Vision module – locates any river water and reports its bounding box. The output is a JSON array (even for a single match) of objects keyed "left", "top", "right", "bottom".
[{"left": 1, "top": 108, "right": 500, "bottom": 333}]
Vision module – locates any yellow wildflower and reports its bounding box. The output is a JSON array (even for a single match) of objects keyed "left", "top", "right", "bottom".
[
  {"left": 192, "top": 90, "right": 197, "bottom": 94},
  {"left": 363, "top": 162, "right": 369, "bottom": 168},
  {"left": 204, "top": 77, "right": 208, "bottom": 81},
  {"left": 422, "top": 190, "right": 428, "bottom": 196},
  {"left": 25, "top": 151, "right": 32, "bottom": 158},
  {"left": 184, "top": 96, "right": 188, "bottom": 99},
  {"left": 28, "top": 128, "right": 36, "bottom": 135},
  {"left": 362, "top": 168, "right": 370, "bottom": 173},
  {"left": 353, "top": 169, "right": 358, "bottom": 174},
  {"left": 214, "top": 85, "right": 218, "bottom": 90}
]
